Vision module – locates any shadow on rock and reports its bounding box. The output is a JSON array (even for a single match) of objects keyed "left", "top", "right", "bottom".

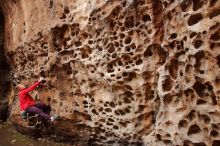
[
  {"left": 0, "top": 100, "right": 8, "bottom": 123},
  {"left": 11, "top": 114, "right": 91, "bottom": 145}
]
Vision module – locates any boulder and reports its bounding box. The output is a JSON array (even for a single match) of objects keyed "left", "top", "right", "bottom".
[{"left": 1, "top": 0, "right": 220, "bottom": 145}]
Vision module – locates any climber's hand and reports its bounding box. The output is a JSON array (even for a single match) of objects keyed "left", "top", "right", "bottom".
[{"left": 38, "top": 77, "right": 45, "bottom": 82}]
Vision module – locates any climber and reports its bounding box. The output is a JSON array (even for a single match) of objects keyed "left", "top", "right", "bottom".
[{"left": 16, "top": 77, "right": 59, "bottom": 122}]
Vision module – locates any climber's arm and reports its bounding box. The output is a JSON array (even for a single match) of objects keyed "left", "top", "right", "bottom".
[
  {"left": 21, "top": 77, "right": 44, "bottom": 94},
  {"left": 22, "top": 81, "right": 41, "bottom": 94}
]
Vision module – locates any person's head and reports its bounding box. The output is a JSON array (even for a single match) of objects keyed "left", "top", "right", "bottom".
[{"left": 16, "top": 84, "right": 26, "bottom": 91}]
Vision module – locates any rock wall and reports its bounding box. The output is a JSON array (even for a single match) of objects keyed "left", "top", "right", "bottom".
[{"left": 1, "top": 0, "right": 220, "bottom": 145}]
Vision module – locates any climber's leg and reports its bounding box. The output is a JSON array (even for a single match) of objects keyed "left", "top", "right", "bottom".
[
  {"left": 35, "top": 102, "right": 50, "bottom": 113},
  {"left": 26, "top": 105, "right": 51, "bottom": 121}
]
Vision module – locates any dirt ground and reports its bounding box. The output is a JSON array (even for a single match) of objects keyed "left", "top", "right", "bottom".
[{"left": 0, "top": 122, "right": 71, "bottom": 146}]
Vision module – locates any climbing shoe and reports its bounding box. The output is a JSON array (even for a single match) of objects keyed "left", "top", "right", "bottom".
[
  {"left": 21, "top": 110, "right": 27, "bottom": 119},
  {"left": 50, "top": 115, "right": 60, "bottom": 122}
]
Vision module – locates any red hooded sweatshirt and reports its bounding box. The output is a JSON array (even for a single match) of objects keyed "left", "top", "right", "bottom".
[{"left": 18, "top": 81, "right": 41, "bottom": 110}]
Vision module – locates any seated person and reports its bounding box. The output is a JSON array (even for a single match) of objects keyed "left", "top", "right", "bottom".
[{"left": 17, "top": 77, "right": 59, "bottom": 122}]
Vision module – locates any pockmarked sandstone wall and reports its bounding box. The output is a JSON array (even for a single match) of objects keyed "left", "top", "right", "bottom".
[{"left": 1, "top": 0, "right": 220, "bottom": 145}]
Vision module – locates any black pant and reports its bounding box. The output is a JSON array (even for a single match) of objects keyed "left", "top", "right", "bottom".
[{"left": 26, "top": 103, "right": 51, "bottom": 121}]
